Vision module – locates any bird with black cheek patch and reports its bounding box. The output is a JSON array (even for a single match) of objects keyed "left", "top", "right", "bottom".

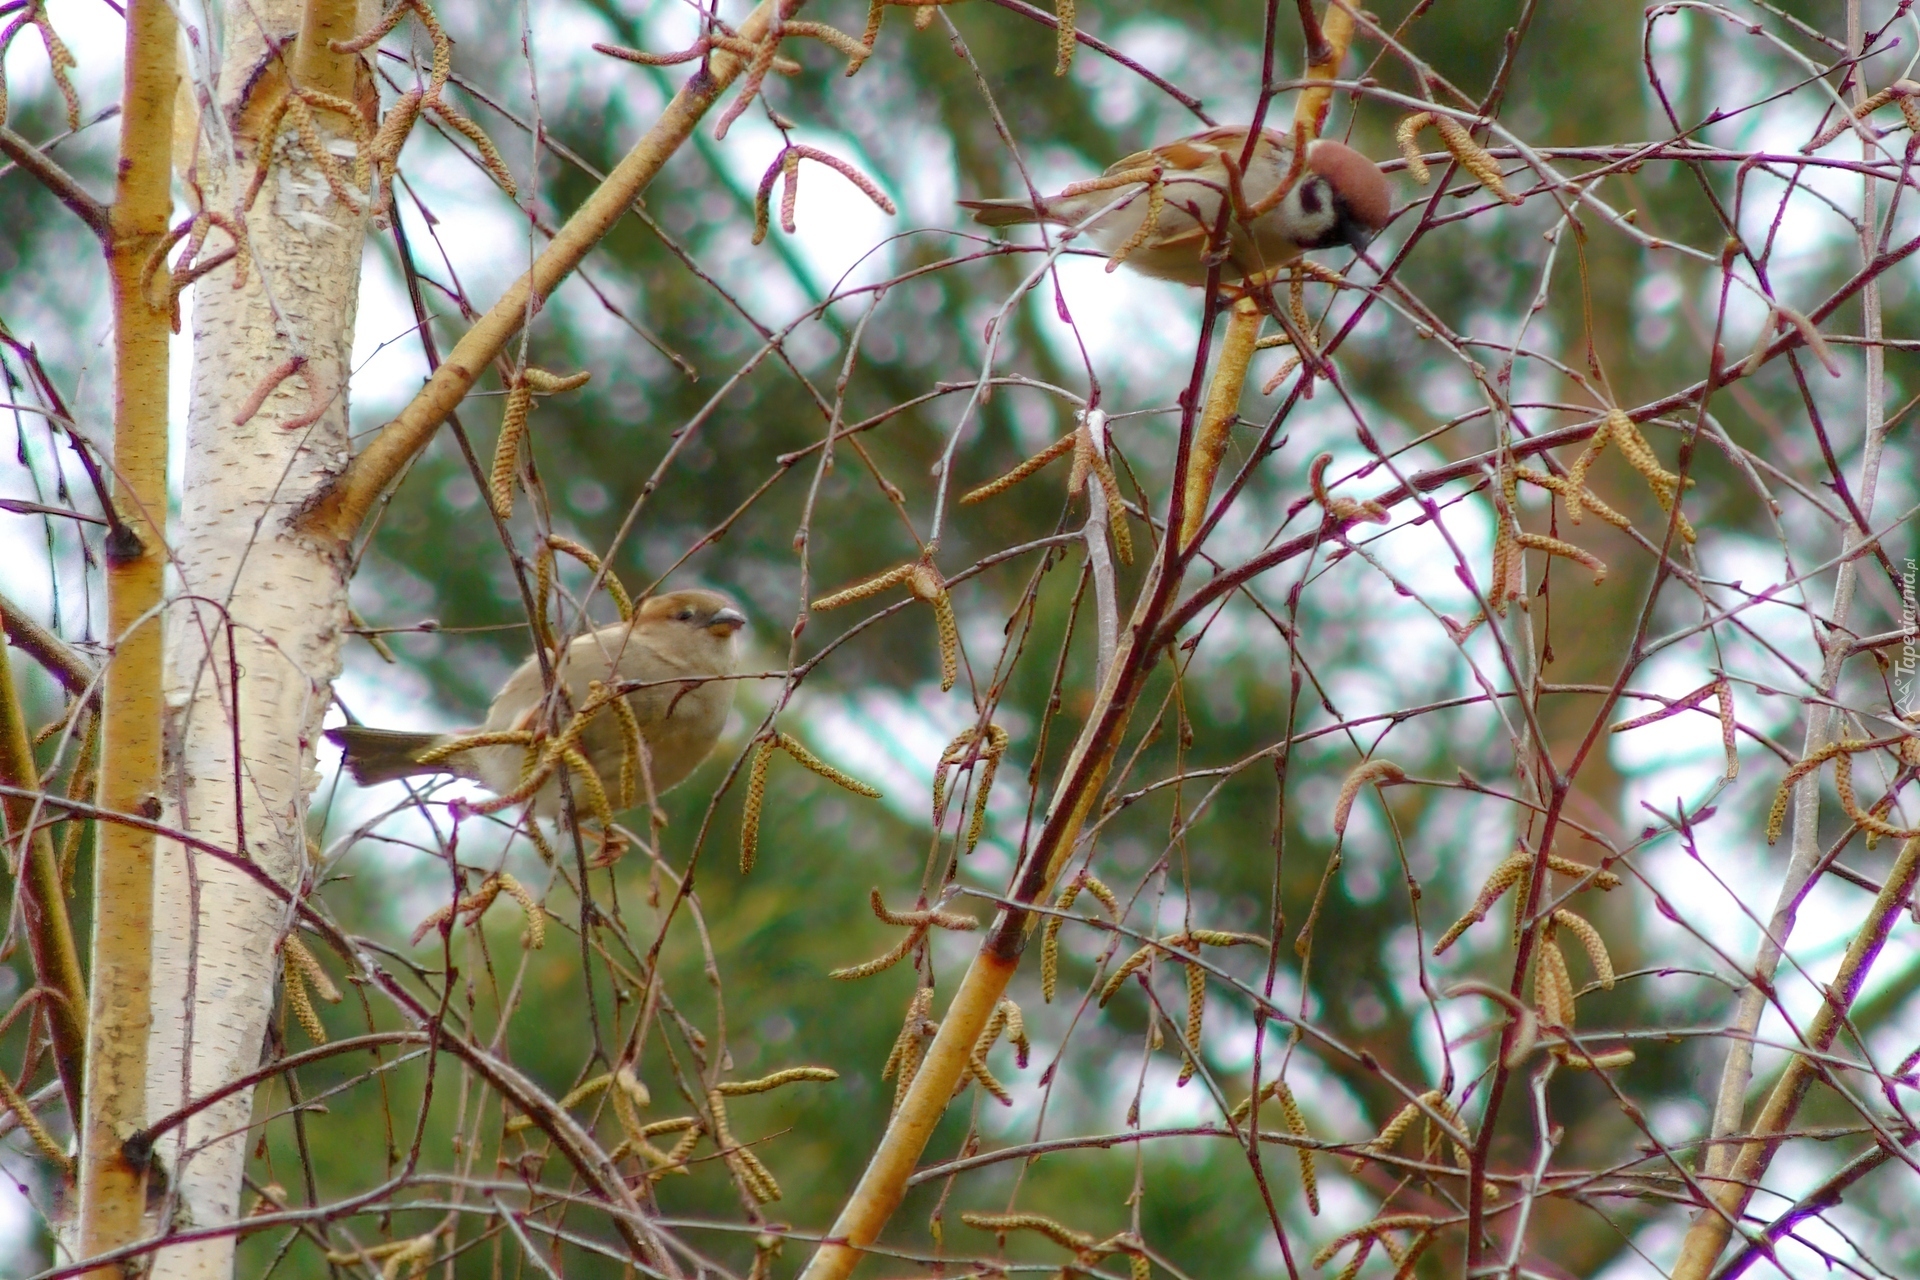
[
  {"left": 327, "top": 589, "right": 747, "bottom": 816},
  {"left": 959, "top": 126, "right": 1392, "bottom": 287}
]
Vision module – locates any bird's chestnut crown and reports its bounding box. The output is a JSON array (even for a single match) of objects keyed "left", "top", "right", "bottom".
[
  {"left": 640, "top": 589, "right": 747, "bottom": 638},
  {"left": 1291, "top": 139, "right": 1392, "bottom": 253}
]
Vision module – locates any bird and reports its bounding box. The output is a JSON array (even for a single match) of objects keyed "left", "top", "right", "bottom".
[
  {"left": 958, "top": 126, "right": 1391, "bottom": 287},
  {"left": 327, "top": 589, "right": 747, "bottom": 816}
]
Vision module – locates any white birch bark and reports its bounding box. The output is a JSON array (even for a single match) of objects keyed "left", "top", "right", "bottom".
[{"left": 148, "top": 3, "right": 373, "bottom": 1272}]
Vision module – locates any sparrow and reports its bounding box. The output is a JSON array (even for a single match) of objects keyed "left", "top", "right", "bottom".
[
  {"left": 959, "top": 126, "right": 1391, "bottom": 286},
  {"left": 327, "top": 589, "right": 747, "bottom": 816}
]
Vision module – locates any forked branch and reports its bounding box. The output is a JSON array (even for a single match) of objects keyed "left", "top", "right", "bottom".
[{"left": 301, "top": 0, "right": 804, "bottom": 543}]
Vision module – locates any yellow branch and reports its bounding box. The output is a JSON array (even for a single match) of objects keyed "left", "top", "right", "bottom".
[
  {"left": 79, "top": 0, "right": 176, "bottom": 1267},
  {"left": 804, "top": 950, "right": 1014, "bottom": 1274},
  {"left": 794, "top": 10, "right": 1361, "bottom": 1277},
  {"left": 0, "top": 628, "right": 87, "bottom": 1125},
  {"left": 1293, "top": 1, "right": 1356, "bottom": 138},
  {"left": 291, "top": 0, "right": 365, "bottom": 98},
  {"left": 801, "top": 703, "right": 1125, "bottom": 1280},
  {"left": 302, "top": 0, "right": 795, "bottom": 542},
  {"left": 799, "top": 545, "right": 1150, "bottom": 1280}
]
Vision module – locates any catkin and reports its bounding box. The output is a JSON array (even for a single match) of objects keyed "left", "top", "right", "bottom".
[
  {"left": 1099, "top": 943, "right": 1156, "bottom": 1006},
  {"left": 1516, "top": 529, "right": 1608, "bottom": 583},
  {"left": 498, "top": 872, "right": 544, "bottom": 948},
  {"left": 429, "top": 98, "right": 517, "bottom": 196},
  {"left": 1565, "top": 415, "right": 1611, "bottom": 515},
  {"left": 1275, "top": 1081, "right": 1318, "bottom": 1215},
  {"left": 779, "top": 732, "right": 882, "bottom": 797},
  {"left": 1104, "top": 176, "right": 1166, "bottom": 272},
  {"left": 284, "top": 934, "right": 341, "bottom": 1002},
  {"left": 1395, "top": 112, "right": 1434, "bottom": 184},
  {"left": 1041, "top": 877, "right": 1083, "bottom": 1002},
  {"left": 615, "top": 1065, "right": 650, "bottom": 1110},
  {"left": 287, "top": 97, "right": 363, "bottom": 211},
  {"left": 740, "top": 736, "right": 775, "bottom": 874},
  {"left": 961, "top": 433, "right": 1075, "bottom": 505},
  {"left": 1767, "top": 741, "right": 1848, "bottom": 843},
  {"left": 547, "top": 534, "right": 633, "bottom": 621},
  {"left": 0, "top": 1063, "right": 67, "bottom": 1168},
  {"left": 854, "top": 0, "right": 885, "bottom": 69},
  {"left": 716, "top": 1066, "right": 839, "bottom": 1095},
  {"left": 1054, "top": 0, "right": 1076, "bottom": 75},
  {"left": 491, "top": 383, "right": 529, "bottom": 518},
  {"left": 1432, "top": 852, "right": 1529, "bottom": 955},
  {"left": 283, "top": 959, "right": 326, "bottom": 1044},
  {"left": 1715, "top": 677, "right": 1740, "bottom": 780},
  {"left": 1536, "top": 936, "right": 1577, "bottom": 1029},
  {"left": 1333, "top": 759, "right": 1406, "bottom": 836},
  {"left": 370, "top": 88, "right": 425, "bottom": 168},
  {"left": 1176, "top": 959, "right": 1205, "bottom": 1086},
  {"left": 559, "top": 745, "right": 615, "bottom": 828},
  {"left": 960, "top": 1211, "right": 1095, "bottom": 1251},
  {"left": 884, "top": 987, "right": 935, "bottom": 1111},
  {"left": 1551, "top": 909, "right": 1614, "bottom": 989},
  {"left": 1002, "top": 999, "right": 1029, "bottom": 1068},
  {"left": 1352, "top": 1093, "right": 1426, "bottom": 1172},
  {"left": 912, "top": 564, "right": 960, "bottom": 693},
  {"left": 612, "top": 695, "right": 643, "bottom": 809},
  {"left": 652, "top": 1123, "right": 703, "bottom": 1181},
  {"left": 811, "top": 562, "right": 913, "bottom": 610}
]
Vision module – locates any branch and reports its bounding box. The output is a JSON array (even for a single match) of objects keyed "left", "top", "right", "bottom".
[
  {"left": 135, "top": 1031, "right": 430, "bottom": 1147},
  {"left": 974, "top": 0, "right": 1214, "bottom": 122},
  {"left": 300, "top": 0, "right": 796, "bottom": 543},
  {"left": 1294, "top": 0, "right": 1332, "bottom": 65},
  {"left": 78, "top": 0, "right": 177, "bottom": 1262},
  {"left": 1290, "top": 0, "right": 1355, "bottom": 140},
  {"left": 1713, "top": 1125, "right": 1920, "bottom": 1280},
  {"left": 0, "top": 628, "right": 88, "bottom": 1126},
  {"left": 0, "top": 325, "right": 145, "bottom": 557},
  {"left": 0, "top": 591, "right": 96, "bottom": 698},
  {"left": 1670, "top": 836, "right": 1920, "bottom": 1278},
  {"left": 291, "top": 0, "right": 364, "bottom": 97},
  {"left": 799, "top": 422, "right": 1194, "bottom": 1280},
  {"left": 784, "top": 16, "right": 1368, "bottom": 1256},
  {"left": 1154, "top": 416, "right": 1603, "bottom": 645},
  {"left": 0, "top": 125, "right": 110, "bottom": 240}
]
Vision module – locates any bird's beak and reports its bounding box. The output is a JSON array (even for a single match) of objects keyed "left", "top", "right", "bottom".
[
  {"left": 1339, "top": 218, "right": 1375, "bottom": 253},
  {"left": 708, "top": 607, "right": 748, "bottom": 636}
]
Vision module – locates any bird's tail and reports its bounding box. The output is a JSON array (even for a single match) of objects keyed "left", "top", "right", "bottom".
[
  {"left": 958, "top": 197, "right": 1055, "bottom": 228},
  {"left": 326, "top": 726, "right": 452, "bottom": 786}
]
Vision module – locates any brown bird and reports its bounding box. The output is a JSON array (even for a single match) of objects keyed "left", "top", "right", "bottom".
[
  {"left": 958, "top": 126, "right": 1391, "bottom": 286},
  {"left": 327, "top": 589, "right": 747, "bottom": 815}
]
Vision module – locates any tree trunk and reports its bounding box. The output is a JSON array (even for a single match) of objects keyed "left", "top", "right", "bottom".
[{"left": 145, "top": 3, "right": 370, "bottom": 1272}]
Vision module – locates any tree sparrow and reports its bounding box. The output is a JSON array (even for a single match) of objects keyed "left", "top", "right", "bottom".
[{"left": 959, "top": 126, "right": 1391, "bottom": 286}]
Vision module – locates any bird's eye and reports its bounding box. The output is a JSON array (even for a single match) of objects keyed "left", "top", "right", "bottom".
[{"left": 676, "top": 608, "right": 695, "bottom": 621}]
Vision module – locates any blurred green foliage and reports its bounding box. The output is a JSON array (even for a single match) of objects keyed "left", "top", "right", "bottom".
[{"left": 4, "top": 0, "right": 1918, "bottom": 1276}]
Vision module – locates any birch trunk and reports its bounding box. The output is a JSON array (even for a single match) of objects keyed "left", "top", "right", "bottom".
[{"left": 147, "top": 3, "right": 372, "bottom": 1272}]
